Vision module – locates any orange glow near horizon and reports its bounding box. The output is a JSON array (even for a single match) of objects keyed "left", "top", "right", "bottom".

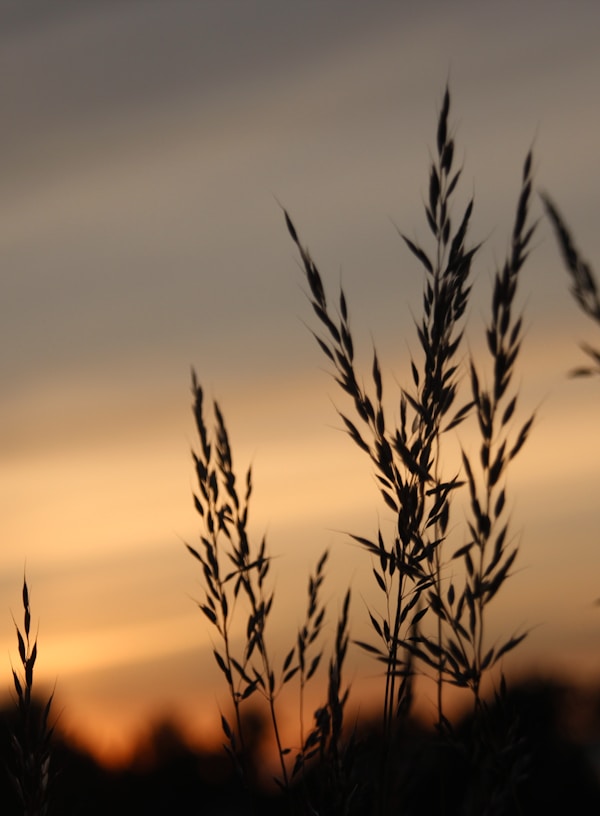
[
  {"left": 2, "top": 349, "right": 600, "bottom": 769},
  {"left": 12, "top": 644, "right": 600, "bottom": 772},
  {"left": 2, "top": 356, "right": 600, "bottom": 768}
]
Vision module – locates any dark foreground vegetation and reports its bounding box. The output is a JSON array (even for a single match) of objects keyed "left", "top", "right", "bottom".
[
  {"left": 1, "top": 681, "right": 600, "bottom": 815},
  {"left": 4, "top": 86, "right": 600, "bottom": 814}
]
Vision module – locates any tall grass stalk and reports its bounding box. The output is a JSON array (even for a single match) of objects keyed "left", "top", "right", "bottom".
[
  {"left": 286, "top": 86, "right": 534, "bottom": 813},
  {"left": 8, "top": 576, "right": 54, "bottom": 816},
  {"left": 187, "top": 370, "right": 288, "bottom": 789},
  {"left": 187, "top": 370, "right": 347, "bottom": 811}
]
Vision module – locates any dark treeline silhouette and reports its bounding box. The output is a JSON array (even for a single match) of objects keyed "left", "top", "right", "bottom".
[{"left": 2, "top": 676, "right": 600, "bottom": 814}]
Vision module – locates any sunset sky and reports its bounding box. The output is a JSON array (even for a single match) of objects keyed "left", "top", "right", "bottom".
[{"left": 1, "top": 0, "right": 600, "bottom": 764}]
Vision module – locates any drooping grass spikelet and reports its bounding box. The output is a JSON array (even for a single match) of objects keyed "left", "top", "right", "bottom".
[{"left": 541, "top": 194, "right": 600, "bottom": 375}]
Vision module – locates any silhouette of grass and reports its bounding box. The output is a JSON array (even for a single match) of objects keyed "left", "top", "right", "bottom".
[
  {"left": 285, "top": 86, "right": 535, "bottom": 813},
  {"left": 541, "top": 194, "right": 600, "bottom": 375},
  {"left": 7, "top": 576, "right": 54, "bottom": 816},
  {"left": 186, "top": 371, "right": 352, "bottom": 812},
  {"left": 185, "top": 85, "right": 537, "bottom": 815},
  {"left": 10, "top": 85, "right": 600, "bottom": 815}
]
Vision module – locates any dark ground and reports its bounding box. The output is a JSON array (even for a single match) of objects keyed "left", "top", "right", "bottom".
[{"left": 2, "top": 677, "right": 600, "bottom": 815}]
